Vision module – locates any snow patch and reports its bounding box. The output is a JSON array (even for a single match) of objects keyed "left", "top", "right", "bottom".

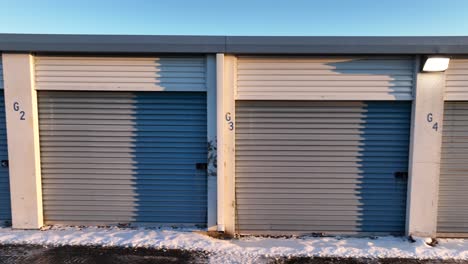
[{"left": 0, "top": 226, "right": 466, "bottom": 263}]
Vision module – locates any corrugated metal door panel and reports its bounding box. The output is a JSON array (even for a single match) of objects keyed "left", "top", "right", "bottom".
[
  {"left": 236, "top": 56, "right": 415, "bottom": 100},
  {"left": 235, "top": 101, "right": 411, "bottom": 235},
  {"left": 0, "top": 89, "right": 10, "bottom": 225},
  {"left": 39, "top": 91, "right": 207, "bottom": 226},
  {"left": 0, "top": 55, "right": 10, "bottom": 224},
  {"left": 438, "top": 101, "right": 468, "bottom": 233},
  {"left": 35, "top": 56, "right": 207, "bottom": 92}
]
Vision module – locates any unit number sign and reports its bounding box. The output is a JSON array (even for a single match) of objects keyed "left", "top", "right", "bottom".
[
  {"left": 225, "top": 112, "right": 234, "bottom": 131},
  {"left": 13, "top": 102, "right": 25, "bottom": 121},
  {"left": 427, "top": 113, "right": 438, "bottom": 132}
]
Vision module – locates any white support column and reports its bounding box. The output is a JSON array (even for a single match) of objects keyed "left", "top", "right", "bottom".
[
  {"left": 216, "top": 54, "right": 225, "bottom": 232},
  {"left": 406, "top": 71, "right": 445, "bottom": 237},
  {"left": 216, "top": 54, "right": 237, "bottom": 235},
  {"left": 206, "top": 55, "right": 217, "bottom": 231},
  {"left": 2, "top": 53, "right": 43, "bottom": 229}
]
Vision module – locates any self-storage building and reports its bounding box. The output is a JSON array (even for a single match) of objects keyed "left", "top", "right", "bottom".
[{"left": 1, "top": 34, "right": 468, "bottom": 237}]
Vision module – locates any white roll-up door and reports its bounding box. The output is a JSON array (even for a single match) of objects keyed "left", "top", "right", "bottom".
[
  {"left": 438, "top": 102, "right": 468, "bottom": 235},
  {"left": 235, "top": 101, "right": 411, "bottom": 235},
  {"left": 437, "top": 58, "right": 468, "bottom": 236},
  {"left": 39, "top": 91, "right": 208, "bottom": 226}
]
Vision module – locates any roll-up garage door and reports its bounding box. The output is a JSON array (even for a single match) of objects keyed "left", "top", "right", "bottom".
[
  {"left": 236, "top": 101, "right": 411, "bottom": 235},
  {"left": 0, "top": 57, "right": 11, "bottom": 225},
  {"left": 38, "top": 91, "right": 207, "bottom": 226},
  {"left": 438, "top": 102, "right": 468, "bottom": 234}
]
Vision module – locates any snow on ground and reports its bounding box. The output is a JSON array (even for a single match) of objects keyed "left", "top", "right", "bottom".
[{"left": 0, "top": 226, "right": 466, "bottom": 263}]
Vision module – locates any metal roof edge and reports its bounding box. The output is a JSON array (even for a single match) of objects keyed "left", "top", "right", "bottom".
[{"left": 1, "top": 34, "right": 468, "bottom": 54}]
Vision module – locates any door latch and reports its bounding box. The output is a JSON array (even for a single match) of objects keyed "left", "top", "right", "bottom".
[
  {"left": 394, "top": 171, "right": 408, "bottom": 179},
  {"left": 196, "top": 163, "right": 208, "bottom": 171}
]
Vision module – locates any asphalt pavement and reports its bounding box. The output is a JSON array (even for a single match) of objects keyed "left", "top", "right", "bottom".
[{"left": 0, "top": 244, "right": 465, "bottom": 264}]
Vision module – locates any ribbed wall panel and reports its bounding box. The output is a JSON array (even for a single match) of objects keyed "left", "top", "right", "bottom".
[
  {"left": 445, "top": 59, "right": 468, "bottom": 100},
  {"left": 39, "top": 91, "right": 207, "bottom": 226},
  {"left": 0, "top": 55, "right": 4, "bottom": 89},
  {"left": 235, "top": 101, "right": 411, "bottom": 235},
  {"left": 35, "top": 56, "right": 207, "bottom": 91},
  {"left": 236, "top": 56, "right": 415, "bottom": 100},
  {"left": 438, "top": 102, "right": 468, "bottom": 233}
]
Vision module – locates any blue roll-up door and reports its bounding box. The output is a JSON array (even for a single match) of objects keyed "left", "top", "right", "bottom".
[
  {"left": 0, "top": 91, "right": 11, "bottom": 226},
  {"left": 235, "top": 101, "right": 411, "bottom": 235},
  {"left": 0, "top": 57, "right": 11, "bottom": 225},
  {"left": 38, "top": 91, "right": 207, "bottom": 226}
]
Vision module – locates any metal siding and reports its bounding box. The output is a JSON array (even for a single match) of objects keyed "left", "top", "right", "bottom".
[
  {"left": 236, "top": 57, "right": 415, "bottom": 100},
  {"left": 438, "top": 102, "right": 468, "bottom": 233},
  {"left": 235, "top": 101, "right": 411, "bottom": 235},
  {"left": 39, "top": 91, "right": 207, "bottom": 226},
  {"left": 35, "top": 56, "right": 207, "bottom": 92},
  {"left": 445, "top": 59, "right": 468, "bottom": 100}
]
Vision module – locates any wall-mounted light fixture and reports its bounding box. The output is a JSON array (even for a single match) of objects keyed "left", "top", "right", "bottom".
[{"left": 422, "top": 57, "right": 450, "bottom": 72}]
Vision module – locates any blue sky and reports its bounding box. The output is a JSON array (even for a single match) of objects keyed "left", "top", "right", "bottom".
[{"left": 0, "top": 0, "right": 467, "bottom": 36}]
